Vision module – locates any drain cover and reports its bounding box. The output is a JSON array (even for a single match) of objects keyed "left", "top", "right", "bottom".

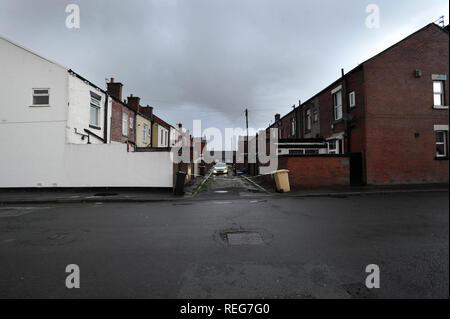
[{"left": 226, "top": 232, "right": 264, "bottom": 246}]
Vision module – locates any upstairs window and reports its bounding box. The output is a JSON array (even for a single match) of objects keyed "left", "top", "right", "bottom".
[
  {"left": 90, "top": 92, "right": 101, "bottom": 127},
  {"left": 143, "top": 124, "right": 148, "bottom": 143},
  {"left": 313, "top": 110, "right": 319, "bottom": 123},
  {"left": 290, "top": 117, "right": 296, "bottom": 136},
  {"left": 333, "top": 90, "right": 343, "bottom": 121},
  {"left": 32, "top": 89, "right": 50, "bottom": 106},
  {"left": 349, "top": 91, "right": 356, "bottom": 108},
  {"left": 433, "top": 81, "right": 445, "bottom": 107},
  {"left": 122, "top": 113, "right": 128, "bottom": 136},
  {"left": 129, "top": 117, "right": 134, "bottom": 130},
  {"left": 436, "top": 131, "right": 448, "bottom": 158},
  {"left": 305, "top": 109, "right": 311, "bottom": 131}
]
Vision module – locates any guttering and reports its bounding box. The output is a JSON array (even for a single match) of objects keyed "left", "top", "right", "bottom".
[{"left": 84, "top": 129, "right": 106, "bottom": 143}]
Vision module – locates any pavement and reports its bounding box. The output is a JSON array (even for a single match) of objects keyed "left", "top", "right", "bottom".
[{"left": 1, "top": 175, "right": 447, "bottom": 204}]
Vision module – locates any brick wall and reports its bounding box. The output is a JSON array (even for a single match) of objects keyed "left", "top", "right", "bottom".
[
  {"left": 364, "top": 24, "right": 449, "bottom": 185},
  {"left": 278, "top": 155, "right": 350, "bottom": 188},
  {"left": 111, "top": 99, "right": 136, "bottom": 144}
]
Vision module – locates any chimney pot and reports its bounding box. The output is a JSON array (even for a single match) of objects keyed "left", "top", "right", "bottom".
[{"left": 110, "top": 78, "right": 115, "bottom": 83}]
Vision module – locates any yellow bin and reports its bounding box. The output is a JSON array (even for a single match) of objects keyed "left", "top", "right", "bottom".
[{"left": 273, "top": 170, "right": 291, "bottom": 193}]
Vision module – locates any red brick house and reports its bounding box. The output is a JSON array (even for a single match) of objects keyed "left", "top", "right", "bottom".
[
  {"left": 107, "top": 78, "right": 137, "bottom": 147},
  {"left": 265, "top": 23, "right": 449, "bottom": 186}
]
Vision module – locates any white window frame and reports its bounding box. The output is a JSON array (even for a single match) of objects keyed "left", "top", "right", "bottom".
[
  {"left": 333, "top": 90, "right": 343, "bottom": 121},
  {"left": 327, "top": 139, "right": 339, "bottom": 154},
  {"left": 32, "top": 88, "right": 50, "bottom": 107},
  {"left": 433, "top": 80, "right": 447, "bottom": 109},
  {"left": 291, "top": 117, "right": 296, "bottom": 136},
  {"left": 129, "top": 117, "right": 134, "bottom": 130},
  {"left": 305, "top": 109, "right": 311, "bottom": 131},
  {"left": 122, "top": 112, "right": 128, "bottom": 136},
  {"left": 313, "top": 110, "right": 319, "bottom": 123},
  {"left": 349, "top": 91, "right": 356, "bottom": 108},
  {"left": 143, "top": 124, "right": 148, "bottom": 143},
  {"left": 90, "top": 93, "right": 101, "bottom": 127},
  {"left": 435, "top": 130, "right": 448, "bottom": 158}
]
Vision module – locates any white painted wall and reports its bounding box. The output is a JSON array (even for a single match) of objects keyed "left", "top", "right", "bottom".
[
  {"left": 0, "top": 36, "right": 173, "bottom": 188},
  {"left": 66, "top": 73, "right": 112, "bottom": 144}
]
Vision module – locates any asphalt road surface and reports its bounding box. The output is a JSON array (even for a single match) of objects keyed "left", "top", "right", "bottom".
[{"left": 0, "top": 177, "right": 448, "bottom": 299}]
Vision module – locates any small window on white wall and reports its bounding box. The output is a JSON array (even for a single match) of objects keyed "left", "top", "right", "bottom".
[
  {"left": 122, "top": 113, "right": 128, "bottom": 136},
  {"left": 90, "top": 92, "right": 101, "bottom": 127},
  {"left": 349, "top": 91, "right": 356, "bottom": 108},
  {"left": 32, "top": 89, "right": 50, "bottom": 106}
]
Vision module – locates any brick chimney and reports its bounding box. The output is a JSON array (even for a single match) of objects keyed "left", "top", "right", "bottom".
[
  {"left": 127, "top": 94, "right": 141, "bottom": 112},
  {"left": 140, "top": 105, "right": 154, "bottom": 119},
  {"left": 107, "top": 78, "right": 123, "bottom": 101},
  {"left": 275, "top": 114, "right": 281, "bottom": 122}
]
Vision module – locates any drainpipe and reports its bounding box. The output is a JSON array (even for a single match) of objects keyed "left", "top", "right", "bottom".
[
  {"left": 103, "top": 94, "right": 109, "bottom": 144},
  {"left": 341, "top": 68, "right": 351, "bottom": 153}
]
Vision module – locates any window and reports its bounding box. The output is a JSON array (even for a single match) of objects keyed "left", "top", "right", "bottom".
[
  {"left": 143, "top": 124, "right": 148, "bottom": 143},
  {"left": 165, "top": 131, "right": 169, "bottom": 146},
  {"left": 436, "top": 131, "right": 448, "bottom": 158},
  {"left": 328, "top": 139, "right": 338, "bottom": 154},
  {"left": 90, "top": 92, "right": 101, "bottom": 127},
  {"left": 122, "top": 113, "right": 128, "bottom": 136},
  {"left": 161, "top": 129, "right": 164, "bottom": 145},
  {"left": 291, "top": 117, "right": 296, "bottom": 136},
  {"left": 32, "top": 89, "right": 50, "bottom": 106},
  {"left": 313, "top": 110, "right": 319, "bottom": 123},
  {"left": 129, "top": 117, "right": 134, "bottom": 129},
  {"left": 333, "top": 90, "right": 343, "bottom": 121},
  {"left": 433, "top": 81, "right": 445, "bottom": 107},
  {"left": 305, "top": 109, "right": 311, "bottom": 131},
  {"left": 349, "top": 91, "right": 356, "bottom": 108}
]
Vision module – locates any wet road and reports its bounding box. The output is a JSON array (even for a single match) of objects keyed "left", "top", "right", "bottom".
[{"left": 0, "top": 185, "right": 448, "bottom": 298}]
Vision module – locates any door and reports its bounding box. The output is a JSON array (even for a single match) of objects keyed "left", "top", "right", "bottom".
[{"left": 349, "top": 152, "right": 364, "bottom": 186}]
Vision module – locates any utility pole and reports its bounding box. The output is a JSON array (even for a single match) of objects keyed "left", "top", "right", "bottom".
[{"left": 245, "top": 108, "right": 249, "bottom": 171}]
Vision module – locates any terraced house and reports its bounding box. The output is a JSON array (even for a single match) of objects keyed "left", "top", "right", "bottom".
[{"left": 267, "top": 23, "right": 449, "bottom": 186}]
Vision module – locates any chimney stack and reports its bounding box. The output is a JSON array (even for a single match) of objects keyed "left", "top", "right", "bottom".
[
  {"left": 140, "top": 105, "right": 154, "bottom": 119},
  {"left": 275, "top": 114, "right": 281, "bottom": 122},
  {"left": 107, "top": 77, "right": 123, "bottom": 101},
  {"left": 127, "top": 94, "right": 141, "bottom": 112}
]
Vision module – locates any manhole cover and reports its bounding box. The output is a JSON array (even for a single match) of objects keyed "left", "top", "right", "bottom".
[{"left": 225, "top": 232, "right": 264, "bottom": 246}]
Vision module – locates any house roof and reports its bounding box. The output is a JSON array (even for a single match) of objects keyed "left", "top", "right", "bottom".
[
  {"left": 0, "top": 34, "right": 67, "bottom": 70},
  {"left": 152, "top": 114, "right": 171, "bottom": 129},
  {"left": 267, "top": 23, "right": 449, "bottom": 130}
]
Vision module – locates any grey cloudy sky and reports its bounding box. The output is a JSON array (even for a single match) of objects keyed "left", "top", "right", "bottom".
[{"left": 0, "top": 0, "right": 448, "bottom": 143}]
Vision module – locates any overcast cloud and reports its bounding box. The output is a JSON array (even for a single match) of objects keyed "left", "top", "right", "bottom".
[{"left": 0, "top": 0, "right": 448, "bottom": 144}]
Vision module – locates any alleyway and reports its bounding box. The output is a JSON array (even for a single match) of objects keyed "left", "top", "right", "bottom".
[{"left": 195, "top": 171, "right": 268, "bottom": 200}]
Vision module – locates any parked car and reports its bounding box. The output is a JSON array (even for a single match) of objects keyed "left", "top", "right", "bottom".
[{"left": 213, "top": 162, "right": 228, "bottom": 175}]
